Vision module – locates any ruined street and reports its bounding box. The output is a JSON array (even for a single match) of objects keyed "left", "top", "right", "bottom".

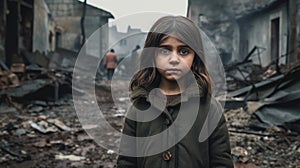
[
  {"left": 0, "top": 76, "right": 300, "bottom": 167},
  {"left": 1, "top": 0, "right": 300, "bottom": 167}
]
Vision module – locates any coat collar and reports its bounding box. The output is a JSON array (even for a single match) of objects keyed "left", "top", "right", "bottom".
[{"left": 131, "top": 82, "right": 204, "bottom": 111}]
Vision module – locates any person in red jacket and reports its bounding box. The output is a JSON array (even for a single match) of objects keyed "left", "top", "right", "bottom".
[{"left": 104, "top": 49, "right": 118, "bottom": 80}]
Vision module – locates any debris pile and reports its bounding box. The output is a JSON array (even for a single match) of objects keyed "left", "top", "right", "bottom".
[
  {"left": 0, "top": 50, "right": 120, "bottom": 167},
  {"left": 226, "top": 65, "right": 300, "bottom": 133},
  {"left": 0, "top": 96, "right": 122, "bottom": 167},
  {"left": 224, "top": 64, "right": 300, "bottom": 167},
  {"left": 225, "top": 108, "right": 300, "bottom": 168}
]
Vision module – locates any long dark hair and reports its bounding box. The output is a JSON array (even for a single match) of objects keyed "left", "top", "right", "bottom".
[{"left": 130, "top": 16, "right": 212, "bottom": 96}]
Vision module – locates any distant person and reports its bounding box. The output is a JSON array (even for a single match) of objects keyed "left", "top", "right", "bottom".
[
  {"left": 131, "top": 45, "right": 141, "bottom": 60},
  {"left": 104, "top": 49, "right": 118, "bottom": 80}
]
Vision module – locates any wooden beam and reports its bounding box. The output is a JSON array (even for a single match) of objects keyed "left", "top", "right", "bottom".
[{"left": 10, "top": 0, "right": 33, "bottom": 8}]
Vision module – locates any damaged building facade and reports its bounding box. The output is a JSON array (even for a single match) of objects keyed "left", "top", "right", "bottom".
[
  {"left": 188, "top": 0, "right": 300, "bottom": 67},
  {"left": 0, "top": 0, "right": 113, "bottom": 68},
  {"left": 237, "top": 0, "right": 297, "bottom": 67},
  {"left": 0, "top": 0, "right": 114, "bottom": 92},
  {"left": 0, "top": 0, "right": 53, "bottom": 67},
  {"left": 189, "top": 0, "right": 300, "bottom": 136},
  {"left": 44, "top": 0, "right": 114, "bottom": 57}
]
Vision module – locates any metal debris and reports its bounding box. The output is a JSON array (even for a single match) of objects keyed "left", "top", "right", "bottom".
[
  {"left": 55, "top": 153, "right": 85, "bottom": 161},
  {"left": 28, "top": 120, "right": 58, "bottom": 134},
  {"left": 47, "top": 119, "right": 71, "bottom": 131}
]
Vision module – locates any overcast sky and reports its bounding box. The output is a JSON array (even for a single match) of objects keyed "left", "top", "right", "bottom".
[{"left": 81, "top": 0, "right": 188, "bottom": 32}]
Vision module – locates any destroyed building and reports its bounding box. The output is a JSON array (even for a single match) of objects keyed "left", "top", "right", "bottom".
[
  {"left": 188, "top": 0, "right": 299, "bottom": 66},
  {"left": 0, "top": 0, "right": 53, "bottom": 67},
  {"left": 0, "top": 0, "right": 114, "bottom": 90},
  {"left": 188, "top": 2, "right": 300, "bottom": 167},
  {"left": 44, "top": 0, "right": 114, "bottom": 57},
  {"left": 237, "top": 0, "right": 297, "bottom": 67},
  {"left": 188, "top": 0, "right": 300, "bottom": 90}
]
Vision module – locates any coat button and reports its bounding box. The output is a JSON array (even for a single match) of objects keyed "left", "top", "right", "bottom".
[
  {"left": 165, "top": 118, "right": 171, "bottom": 126},
  {"left": 162, "top": 151, "right": 172, "bottom": 161}
]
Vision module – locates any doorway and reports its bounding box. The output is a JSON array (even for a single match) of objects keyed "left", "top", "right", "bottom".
[{"left": 271, "top": 17, "right": 280, "bottom": 64}]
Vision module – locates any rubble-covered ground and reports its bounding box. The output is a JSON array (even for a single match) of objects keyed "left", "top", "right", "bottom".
[
  {"left": 0, "top": 83, "right": 299, "bottom": 168},
  {"left": 225, "top": 107, "right": 300, "bottom": 168},
  {"left": 0, "top": 98, "right": 119, "bottom": 168}
]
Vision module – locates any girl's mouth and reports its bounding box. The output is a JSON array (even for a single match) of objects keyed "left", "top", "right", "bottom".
[{"left": 165, "top": 69, "right": 181, "bottom": 74}]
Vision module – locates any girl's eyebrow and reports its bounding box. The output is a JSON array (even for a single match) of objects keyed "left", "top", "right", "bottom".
[{"left": 159, "top": 44, "right": 190, "bottom": 48}]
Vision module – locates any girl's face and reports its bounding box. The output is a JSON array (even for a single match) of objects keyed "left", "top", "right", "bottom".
[{"left": 155, "top": 36, "right": 195, "bottom": 84}]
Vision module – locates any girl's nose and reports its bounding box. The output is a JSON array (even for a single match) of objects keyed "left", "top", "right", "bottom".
[{"left": 169, "top": 51, "right": 180, "bottom": 64}]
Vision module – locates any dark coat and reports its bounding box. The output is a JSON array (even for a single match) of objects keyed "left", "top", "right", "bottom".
[{"left": 117, "top": 85, "right": 233, "bottom": 168}]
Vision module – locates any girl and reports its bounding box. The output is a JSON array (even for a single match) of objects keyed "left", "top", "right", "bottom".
[{"left": 117, "top": 15, "right": 233, "bottom": 168}]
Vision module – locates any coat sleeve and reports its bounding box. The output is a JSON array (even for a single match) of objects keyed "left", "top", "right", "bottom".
[
  {"left": 116, "top": 113, "right": 138, "bottom": 168},
  {"left": 208, "top": 100, "right": 234, "bottom": 168}
]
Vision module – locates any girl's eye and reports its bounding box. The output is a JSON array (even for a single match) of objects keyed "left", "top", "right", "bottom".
[
  {"left": 179, "top": 48, "right": 189, "bottom": 55},
  {"left": 159, "top": 48, "right": 170, "bottom": 55}
]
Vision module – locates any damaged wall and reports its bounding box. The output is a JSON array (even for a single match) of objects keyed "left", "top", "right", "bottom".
[
  {"left": 84, "top": 15, "right": 111, "bottom": 57},
  {"left": 32, "top": 0, "right": 51, "bottom": 55},
  {"left": 188, "top": 0, "right": 299, "bottom": 67},
  {"left": 188, "top": 0, "right": 246, "bottom": 64},
  {"left": 5, "top": 0, "right": 35, "bottom": 65},
  {"left": 54, "top": 16, "right": 81, "bottom": 51},
  {"left": 0, "top": 0, "right": 51, "bottom": 66},
  {"left": 45, "top": 0, "right": 114, "bottom": 57},
  {"left": 238, "top": 1, "right": 288, "bottom": 67}
]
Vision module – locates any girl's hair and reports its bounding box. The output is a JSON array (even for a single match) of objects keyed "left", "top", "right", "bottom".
[{"left": 130, "top": 16, "right": 212, "bottom": 96}]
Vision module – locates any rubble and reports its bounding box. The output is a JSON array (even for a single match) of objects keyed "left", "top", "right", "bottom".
[
  {"left": 0, "top": 48, "right": 118, "bottom": 166},
  {"left": 0, "top": 96, "right": 120, "bottom": 167},
  {"left": 223, "top": 64, "right": 300, "bottom": 167},
  {"left": 0, "top": 71, "right": 20, "bottom": 89},
  {"left": 226, "top": 65, "right": 300, "bottom": 134},
  {"left": 55, "top": 153, "right": 86, "bottom": 161},
  {"left": 47, "top": 119, "right": 71, "bottom": 131},
  {"left": 1, "top": 74, "right": 299, "bottom": 167},
  {"left": 0, "top": 46, "right": 299, "bottom": 167},
  {"left": 28, "top": 120, "right": 58, "bottom": 134},
  {"left": 225, "top": 108, "right": 300, "bottom": 168}
]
